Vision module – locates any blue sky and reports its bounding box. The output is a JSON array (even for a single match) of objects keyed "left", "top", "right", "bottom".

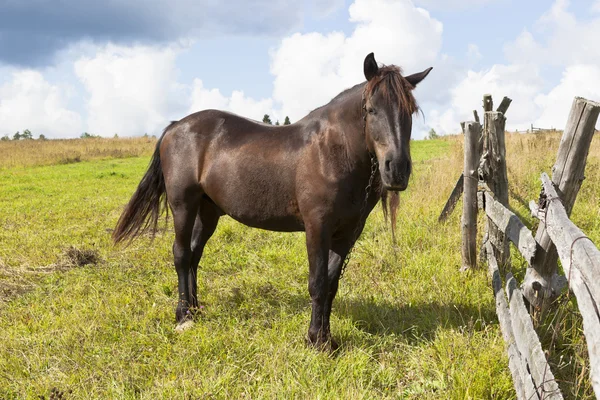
[{"left": 1, "top": 0, "right": 600, "bottom": 138}]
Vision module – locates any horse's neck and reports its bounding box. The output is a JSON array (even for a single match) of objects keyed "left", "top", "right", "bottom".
[{"left": 334, "top": 87, "right": 372, "bottom": 169}]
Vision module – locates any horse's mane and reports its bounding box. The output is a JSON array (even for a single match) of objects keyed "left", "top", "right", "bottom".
[{"left": 365, "top": 65, "right": 420, "bottom": 119}]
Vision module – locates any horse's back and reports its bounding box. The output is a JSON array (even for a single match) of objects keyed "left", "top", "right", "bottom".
[{"left": 160, "top": 109, "right": 309, "bottom": 231}]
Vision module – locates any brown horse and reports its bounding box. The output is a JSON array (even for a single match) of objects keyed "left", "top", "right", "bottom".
[{"left": 113, "top": 53, "right": 432, "bottom": 350}]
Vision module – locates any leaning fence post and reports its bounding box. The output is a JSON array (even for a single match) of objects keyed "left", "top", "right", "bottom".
[
  {"left": 461, "top": 121, "right": 481, "bottom": 270},
  {"left": 522, "top": 97, "right": 600, "bottom": 308}
]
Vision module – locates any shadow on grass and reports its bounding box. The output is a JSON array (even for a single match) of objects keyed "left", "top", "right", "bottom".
[
  {"left": 211, "top": 280, "right": 496, "bottom": 347},
  {"left": 334, "top": 296, "right": 496, "bottom": 345}
]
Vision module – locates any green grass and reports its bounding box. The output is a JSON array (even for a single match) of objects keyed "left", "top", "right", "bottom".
[{"left": 0, "top": 135, "right": 594, "bottom": 399}]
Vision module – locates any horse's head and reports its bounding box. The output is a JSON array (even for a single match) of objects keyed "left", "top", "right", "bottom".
[{"left": 362, "top": 53, "right": 432, "bottom": 191}]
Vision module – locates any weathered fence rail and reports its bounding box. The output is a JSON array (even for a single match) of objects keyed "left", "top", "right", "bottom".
[
  {"left": 523, "top": 97, "right": 600, "bottom": 309},
  {"left": 487, "top": 241, "right": 534, "bottom": 399},
  {"left": 440, "top": 94, "right": 600, "bottom": 398},
  {"left": 484, "top": 191, "right": 536, "bottom": 266},
  {"left": 534, "top": 172, "right": 600, "bottom": 395}
]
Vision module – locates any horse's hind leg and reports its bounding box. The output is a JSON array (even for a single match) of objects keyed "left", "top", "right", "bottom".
[
  {"left": 170, "top": 193, "right": 201, "bottom": 327},
  {"left": 187, "top": 198, "right": 221, "bottom": 311}
]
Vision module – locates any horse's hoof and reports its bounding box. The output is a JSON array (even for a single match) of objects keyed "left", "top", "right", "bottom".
[
  {"left": 329, "top": 338, "right": 339, "bottom": 352},
  {"left": 175, "top": 320, "right": 195, "bottom": 333},
  {"left": 306, "top": 335, "right": 339, "bottom": 353}
]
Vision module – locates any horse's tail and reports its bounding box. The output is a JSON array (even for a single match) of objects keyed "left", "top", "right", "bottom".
[{"left": 112, "top": 121, "right": 177, "bottom": 245}]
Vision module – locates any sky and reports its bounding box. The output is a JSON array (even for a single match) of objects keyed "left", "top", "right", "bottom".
[{"left": 1, "top": 0, "right": 600, "bottom": 139}]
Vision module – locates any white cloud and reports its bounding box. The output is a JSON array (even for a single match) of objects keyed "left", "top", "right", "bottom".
[
  {"left": 498, "top": 0, "right": 600, "bottom": 130},
  {"left": 426, "top": 64, "right": 544, "bottom": 134},
  {"left": 535, "top": 64, "right": 600, "bottom": 129},
  {"left": 189, "top": 79, "right": 275, "bottom": 122},
  {"left": 270, "top": 0, "right": 443, "bottom": 128},
  {"left": 74, "top": 44, "right": 187, "bottom": 136},
  {"left": 0, "top": 69, "right": 82, "bottom": 138},
  {"left": 504, "top": 0, "right": 600, "bottom": 67}
]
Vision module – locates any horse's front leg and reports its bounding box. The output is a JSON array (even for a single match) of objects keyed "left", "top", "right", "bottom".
[
  {"left": 321, "top": 236, "right": 356, "bottom": 351},
  {"left": 305, "top": 220, "right": 333, "bottom": 350}
]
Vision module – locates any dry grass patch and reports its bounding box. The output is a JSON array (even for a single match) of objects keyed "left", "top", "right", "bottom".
[{"left": 0, "top": 137, "right": 156, "bottom": 169}]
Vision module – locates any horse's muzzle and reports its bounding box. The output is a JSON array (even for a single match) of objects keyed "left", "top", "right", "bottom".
[{"left": 381, "top": 153, "right": 411, "bottom": 191}]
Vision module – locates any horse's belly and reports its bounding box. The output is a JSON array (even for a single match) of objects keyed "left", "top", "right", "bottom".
[
  {"left": 227, "top": 213, "right": 305, "bottom": 232},
  {"left": 203, "top": 174, "right": 305, "bottom": 232},
  {"left": 214, "top": 197, "right": 305, "bottom": 232}
]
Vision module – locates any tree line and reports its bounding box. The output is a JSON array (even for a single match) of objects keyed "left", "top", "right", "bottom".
[
  {"left": 263, "top": 115, "right": 291, "bottom": 125},
  {"left": 0, "top": 130, "right": 99, "bottom": 141},
  {"left": 2, "top": 115, "right": 293, "bottom": 141},
  {"left": 0, "top": 129, "right": 44, "bottom": 141}
]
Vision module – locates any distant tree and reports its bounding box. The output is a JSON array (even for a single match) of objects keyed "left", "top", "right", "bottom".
[
  {"left": 262, "top": 114, "right": 272, "bottom": 125},
  {"left": 13, "top": 131, "right": 21, "bottom": 140},
  {"left": 80, "top": 132, "right": 100, "bottom": 139},
  {"left": 21, "top": 129, "right": 33, "bottom": 140},
  {"left": 143, "top": 133, "right": 149, "bottom": 138},
  {"left": 113, "top": 134, "right": 119, "bottom": 139},
  {"left": 427, "top": 128, "right": 439, "bottom": 140},
  {"left": 0, "top": 135, "right": 9, "bottom": 141},
  {"left": 275, "top": 120, "right": 280, "bottom": 126},
  {"left": 38, "top": 134, "right": 47, "bottom": 140},
  {"left": 284, "top": 116, "right": 291, "bottom": 125}
]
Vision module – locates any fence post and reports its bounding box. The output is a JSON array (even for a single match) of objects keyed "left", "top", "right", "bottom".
[
  {"left": 461, "top": 121, "right": 481, "bottom": 270},
  {"left": 522, "top": 97, "right": 600, "bottom": 308},
  {"left": 483, "top": 94, "right": 493, "bottom": 112},
  {"left": 484, "top": 111, "right": 510, "bottom": 266}
]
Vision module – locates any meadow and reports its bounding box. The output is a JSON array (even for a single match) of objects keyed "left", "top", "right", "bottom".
[{"left": 0, "top": 133, "right": 598, "bottom": 399}]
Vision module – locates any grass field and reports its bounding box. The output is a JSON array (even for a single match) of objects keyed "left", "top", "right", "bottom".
[{"left": 0, "top": 133, "right": 598, "bottom": 399}]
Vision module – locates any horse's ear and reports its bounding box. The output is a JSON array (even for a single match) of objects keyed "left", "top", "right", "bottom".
[
  {"left": 405, "top": 67, "right": 433, "bottom": 88},
  {"left": 364, "top": 52, "right": 379, "bottom": 81}
]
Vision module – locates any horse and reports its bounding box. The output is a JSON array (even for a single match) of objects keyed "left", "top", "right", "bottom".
[{"left": 113, "top": 53, "right": 432, "bottom": 350}]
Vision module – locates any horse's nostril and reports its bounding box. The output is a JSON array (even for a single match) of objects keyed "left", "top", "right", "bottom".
[{"left": 385, "top": 159, "right": 391, "bottom": 172}]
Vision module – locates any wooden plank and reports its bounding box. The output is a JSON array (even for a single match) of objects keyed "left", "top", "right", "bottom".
[
  {"left": 473, "top": 110, "right": 480, "bottom": 124},
  {"left": 497, "top": 96, "right": 513, "bottom": 114},
  {"left": 524, "top": 97, "right": 600, "bottom": 307},
  {"left": 539, "top": 172, "right": 600, "bottom": 397},
  {"left": 484, "top": 191, "right": 537, "bottom": 265},
  {"left": 506, "top": 274, "right": 563, "bottom": 399},
  {"left": 438, "top": 174, "right": 464, "bottom": 223},
  {"left": 486, "top": 242, "right": 536, "bottom": 399},
  {"left": 461, "top": 121, "right": 481, "bottom": 270}
]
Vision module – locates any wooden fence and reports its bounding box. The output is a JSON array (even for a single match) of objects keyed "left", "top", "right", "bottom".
[{"left": 440, "top": 95, "right": 600, "bottom": 399}]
